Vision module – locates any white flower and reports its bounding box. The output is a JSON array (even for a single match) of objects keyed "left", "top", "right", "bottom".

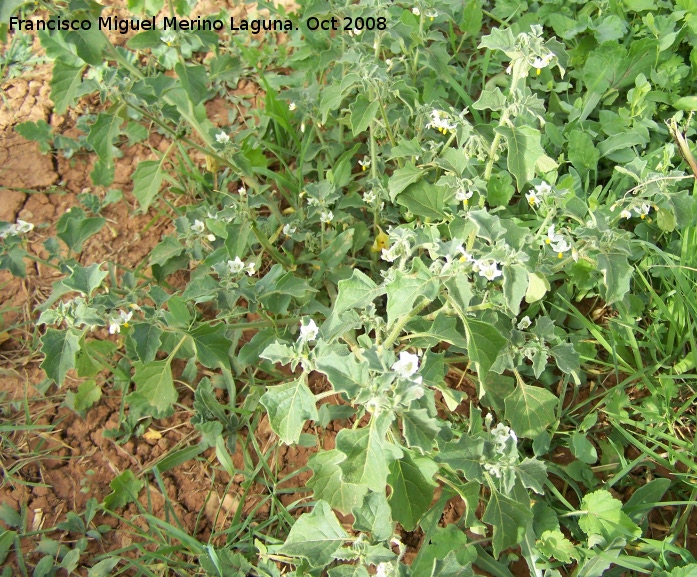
[
  {"left": 525, "top": 190, "right": 540, "bottom": 207},
  {"left": 15, "top": 220, "right": 34, "bottom": 233},
  {"left": 456, "top": 188, "right": 474, "bottom": 203},
  {"left": 620, "top": 209, "right": 632, "bottom": 219},
  {"left": 283, "top": 223, "right": 297, "bottom": 236},
  {"left": 484, "top": 461, "right": 504, "bottom": 478},
  {"left": 546, "top": 225, "right": 571, "bottom": 256},
  {"left": 238, "top": 186, "right": 247, "bottom": 196},
  {"left": 477, "top": 260, "right": 502, "bottom": 281},
  {"left": 109, "top": 320, "right": 121, "bottom": 334},
  {"left": 364, "top": 190, "right": 376, "bottom": 204},
  {"left": 320, "top": 210, "right": 333, "bottom": 224},
  {"left": 545, "top": 225, "right": 563, "bottom": 245},
  {"left": 425, "top": 8, "right": 438, "bottom": 20},
  {"left": 535, "top": 181, "right": 552, "bottom": 196},
  {"left": 300, "top": 122, "right": 306, "bottom": 133},
  {"left": 427, "top": 109, "right": 456, "bottom": 134},
  {"left": 636, "top": 203, "right": 651, "bottom": 219},
  {"left": 457, "top": 246, "right": 474, "bottom": 262},
  {"left": 532, "top": 52, "right": 554, "bottom": 74},
  {"left": 412, "top": 7, "right": 420, "bottom": 15},
  {"left": 245, "top": 261, "right": 256, "bottom": 276},
  {"left": 215, "top": 131, "right": 229, "bottom": 144},
  {"left": 108, "top": 310, "right": 133, "bottom": 334},
  {"left": 505, "top": 63, "right": 513, "bottom": 74},
  {"left": 353, "top": 27, "right": 362, "bottom": 36},
  {"left": 517, "top": 316, "right": 532, "bottom": 330},
  {"left": 392, "top": 351, "right": 420, "bottom": 379},
  {"left": 228, "top": 257, "right": 245, "bottom": 274},
  {"left": 375, "top": 562, "right": 393, "bottom": 577},
  {"left": 161, "top": 31, "right": 176, "bottom": 45},
  {"left": 192, "top": 219, "right": 205, "bottom": 233},
  {"left": 288, "top": 102, "right": 296, "bottom": 111},
  {"left": 299, "top": 319, "right": 319, "bottom": 342},
  {"left": 358, "top": 157, "right": 371, "bottom": 171}
]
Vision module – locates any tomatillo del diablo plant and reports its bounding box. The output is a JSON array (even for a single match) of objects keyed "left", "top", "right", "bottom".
[{"left": 3, "top": 0, "right": 697, "bottom": 574}]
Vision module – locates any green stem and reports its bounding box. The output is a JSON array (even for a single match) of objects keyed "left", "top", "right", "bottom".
[
  {"left": 251, "top": 221, "right": 293, "bottom": 269},
  {"left": 382, "top": 298, "right": 432, "bottom": 349}
]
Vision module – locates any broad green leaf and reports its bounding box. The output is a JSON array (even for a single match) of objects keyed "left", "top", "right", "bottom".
[
  {"left": 430, "top": 550, "right": 475, "bottom": 577},
  {"left": 482, "top": 490, "right": 532, "bottom": 558},
  {"left": 319, "top": 84, "right": 343, "bottom": 123},
  {"left": 175, "top": 63, "right": 208, "bottom": 106},
  {"left": 445, "top": 275, "right": 473, "bottom": 315},
  {"left": 473, "top": 88, "right": 506, "bottom": 111},
  {"left": 486, "top": 171, "right": 515, "bottom": 207},
  {"left": 386, "top": 260, "right": 438, "bottom": 328},
  {"left": 50, "top": 61, "right": 86, "bottom": 114},
  {"left": 388, "top": 162, "right": 424, "bottom": 201},
  {"left": 307, "top": 450, "right": 368, "bottom": 514},
  {"left": 132, "top": 159, "right": 166, "bottom": 212},
  {"left": 578, "top": 490, "right": 641, "bottom": 540},
  {"left": 597, "top": 253, "right": 632, "bottom": 304},
  {"left": 502, "top": 264, "right": 528, "bottom": 315},
  {"left": 56, "top": 206, "right": 106, "bottom": 252},
  {"left": 536, "top": 530, "right": 579, "bottom": 563},
  {"left": 387, "top": 451, "right": 438, "bottom": 531},
  {"left": 674, "top": 95, "right": 697, "bottom": 111},
  {"left": 494, "top": 125, "right": 545, "bottom": 189},
  {"left": 567, "top": 130, "right": 599, "bottom": 175},
  {"left": 316, "top": 346, "right": 369, "bottom": 397},
  {"left": 130, "top": 323, "right": 163, "bottom": 364},
  {"left": 40, "top": 328, "right": 80, "bottom": 386},
  {"left": 479, "top": 27, "right": 516, "bottom": 56},
  {"left": 189, "top": 323, "right": 231, "bottom": 369},
  {"left": 64, "top": 23, "right": 107, "bottom": 65},
  {"left": 461, "top": 319, "right": 507, "bottom": 381},
  {"left": 320, "top": 228, "right": 354, "bottom": 269},
  {"left": 514, "top": 458, "right": 547, "bottom": 494},
  {"left": 525, "top": 272, "right": 549, "bottom": 303},
  {"left": 64, "top": 379, "right": 101, "bottom": 414},
  {"left": 87, "top": 559, "right": 121, "bottom": 577},
  {"left": 279, "top": 501, "right": 348, "bottom": 567},
  {"left": 396, "top": 181, "right": 452, "bottom": 220},
  {"left": 63, "top": 264, "right": 107, "bottom": 297},
  {"left": 402, "top": 408, "right": 440, "bottom": 453},
  {"left": 334, "top": 269, "right": 385, "bottom": 315},
  {"left": 624, "top": 478, "right": 671, "bottom": 523},
  {"left": 260, "top": 378, "right": 318, "bottom": 445},
  {"left": 504, "top": 383, "right": 557, "bottom": 438},
  {"left": 130, "top": 360, "right": 177, "bottom": 415},
  {"left": 412, "top": 525, "right": 475, "bottom": 577},
  {"left": 259, "top": 341, "right": 296, "bottom": 365},
  {"left": 468, "top": 209, "right": 505, "bottom": 244},
  {"left": 406, "top": 315, "right": 468, "bottom": 349},
  {"left": 569, "top": 432, "right": 598, "bottom": 464},
  {"left": 350, "top": 95, "right": 380, "bottom": 136},
  {"left": 15, "top": 120, "right": 53, "bottom": 153},
  {"left": 352, "top": 491, "right": 393, "bottom": 542},
  {"left": 436, "top": 434, "right": 485, "bottom": 481},
  {"left": 103, "top": 470, "right": 144, "bottom": 510},
  {"left": 87, "top": 113, "right": 122, "bottom": 170},
  {"left": 337, "top": 413, "right": 402, "bottom": 492},
  {"left": 149, "top": 236, "right": 184, "bottom": 267}
]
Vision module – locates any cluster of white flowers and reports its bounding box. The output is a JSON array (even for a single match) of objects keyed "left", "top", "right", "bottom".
[
  {"left": 109, "top": 309, "right": 133, "bottom": 334},
  {"left": 619, "top": 203, "right": 651, "bottom": 220},
  {"left": 191, "top": 219, "right": 216, "bottom": 242},
  {"left": 319, "top": 210, "right": 333, "bottom": 224},
  {"left": 545, "top": 225, "right": 571, "bottom": 257},
  {"left": 298, "top": 318, "right": 319, "bottom": 343},
  {"left": 427, "top": 109, "right": 456, "bottom": 134},
  {"left": 215, "top": 131, "right": 229, "bottom": 144},
  {"left": 283, "top": 223, "right": 297, "bottom": 236},
  {"left": 525, "top": 181, "right": 552, "bottom": 207},
  {"left": 227, "top": 256, "right": 256, "bottom": 276},
  {"left": 1, "top": 219, "right": 34, "bottom": 238},
  {"left": 483, "top": 417, "right": 519, "bottom": 478},
  {"left": 472, "top": 259, "right": 503, "bottom": 281}
]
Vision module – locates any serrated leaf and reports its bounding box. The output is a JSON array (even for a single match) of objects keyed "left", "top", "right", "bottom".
[
  {"left": 15, "top": 119, "right": 53, "bottom": 153},
  {"left": 388, "top": 162, "right": 424, "bottom": 201},
  {"left": 467, "top": 209, "right": 506, "bottom": 244},
  {"left": 536, "top": 529, "right": 578, "bottom": 563},
  {"left": 396, "top": 180, "right": 452, "bottom": 220},
  {"left": 337, "top": 413, "right": 402, "bottom": 492},
  {"left": 63, "top": 263, "right": 107, "bottom": 297},
  {"left": 387, "top": 451, "right": 438, "bottom": 531},
  {"left": 41, "top": 328, "right": 80, "bottom": 386},
  {"left": 279, "top": 501, "right": 348, "bottom": 567},
  {"left": 462, "top": 319, "right": 507, "bottom": 381},
  {"left": 402, "top": 408, "right": 440, "bottom": 453},
  {"left": 482, "top": 490, "right": 532, "bottom": 558},
  {"left": 130, "top": 323, "right": 163, "bottom": 364},
  {"left": 174, "top": 63, "right": 208, "bottom": 106},
  {"left": 436, "top": 434, "right": 485, "bottom": 482},
  {"left": 133, "top": 159, "right": 166, "bottom": 212},
  {"left": 352, "top": 491, "right": 393, "bottom": 542},
  {"left": 578, "top": 490, "right": 641, "bottom": 540},
  {"left": 260, "top": 378, "right": 318, "bottom": 445},
  {"left": 494, "top": 125, "right": 545, "bottom": 189},
  {"left": 307, "top": 450, "right": 368, "bottom": 515},
  {"left": 412, "top": 526, "right": 475, "bottom": 577},
  {"left": 350, "top": 96, "right": 380, "bottom": 136},
  {"left": 65, "top": 379, "right": 101, "bottom": 414},
  {"left": 328, "top": 566, "right": 370, "bottom": 577},
  {"left": 50, "top": 61, "right": 86, "bottom": 114},
  {"left": 316, "top": 347, "right": 369, "bottom": 397},
  {"left": 103, "top": 470, "right": 144, "bottom": 510},
  {"left": 130, "top": 360, "right": 177, "bottom": 414},
  {"left": 386, "top": 261, "right": 438, "bottom": 328},
  {"left": 334, "top": 269, "right": 385, "bottom": 315},
  {"left": 504, "top": 383, "right": 557, "bottom": 438},
  {"left": 189, "top": 323, "right": 231, "bottom": 369},
  {"left": 514, "top": 458, "right": 547, "bottom": 494},
  {"left": 64, "top": 23, "right": 107, "bottom": 65}
]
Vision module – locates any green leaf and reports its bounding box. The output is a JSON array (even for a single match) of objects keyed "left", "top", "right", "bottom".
[
  {"left": 406, "top": 316, "right": 468, "bottom": 349},
  {"left": 386, "top": 260, "right": 439, "bottom": 328},
  {"left": 388, "top": 162, "right": 424, "bottom": 201},
  {"left": 504, "top": 383, "right": 557, "bottom": 438},
  {"left": 307, "top": 450, "right": 368, "bottom": 515},
  {"left": 260, "top": 378, "right": 318, "bottom": 445},
  {"left": 352, "top": 491, "right": 393, "bottom": 542},
  {"left": 567, "top": 130, "right": 599, "bottom": 175},
  {"left": 502, "top": 264, "right": 528, "bottom": 316},
  {"left": 462, "top": 319, "right": 507, "bottom": 381},
  {"left": 56, "top": 207, "right": 106, "bottom": 253},
  {"left": 569, "top": 432, "right": 598, "bottom": 464},
  {"left": 397, "top": 180, "right": 452, "bottom": 220},
  {"left": 350, "top": 95, "right": 380, "bottom": 136},
  {"left": 132, "top": 159, "right": 166, "bottom": 212},
  {"left": 674, "top": 95, "right": 697, "bottom": 111},
  {"left": 189, "top": 323, "right": 231, "bottom": 369},
  {"left": 336, "top": 413, "right": 402, "bottom": 492},
  {"left": 149, "top": 236, "right": 184, "bottom": 267},
  {"left": 578, "top": 490, "right": 641, "bottom": 540},
  {"left": 597, "top": 253, "right": 632, "bottom": 305},
  {"left": 103, "top": 470, "right": 144, "bottom": 510},
  {"left": 468, "top": 209, "right": 505, "bottom": 244},
  {"left": 87, "top": 558, "right": 121, "bottom": 577},
  {"left": 482, "top": 490, "right": 532, "bottom": 558},
  {"left": 64, "top": 379, "right": 101, "bottom": 414},
  {"left": 174, "top": 63, "right": 208, "bottom": 106},
  {"left": 316, "top": 347, "right": 369, "bottom": 397},
  {"left": 486, "top": 171, "right": 515, "bottom": 207},
  {"left": 402, "top": 408, "right": 440, "bottom": 454},
  {"left": 87, "top": 113, "right": 122, "bottom": 170},
  {"left": 50, "top": 61, "right": 86, "bottom": 114},
  {"left": 387, "top": 451, "right": 438, "bottom": 531},
  {"left": 525, "top": 272, "right": 549, "bottom": 303},
  {"left": 536, "top": 530, "right": 578, "bottom": 563},
  {"left": 64, "top": 23, "right": 107, "bottom": 65},
  {"left": 130, "top": 323, "right": 163, "bottom": 364},
  {"left": 412, "top": 525, "right": 475, "bottom": 577},
  {"left": 514, "top": 458, "right": 547, "bottom": 494},
  {"left": 40, "top": 328, "right": 80, "bottom": 386},
  {"left": 494, "top": 125, "right": 545, "bottom": 189},
  {"left": 473, "top": 88, "right": 507, "bottom": 111},
  {"left": 279, "top": 501, "right": 348, "bottom": 567},
  {"left": 15, "top": 120, "right": 53, "bottom": 153},
  {"left": 624, "top": 478, "right": 671, "bottom": 523},
  {"left": 334, "top": 269, "right": 385, "bottom": 315},
  {"left": 129, "top": 360, "right": 177, "bottom": 415},
  {"left": 328, "top": 566, "right": 370, "bottom": 577},
  {"left": 63, "top": 263, "right": 107, "bottom": 297},
  {"left": 436, "top": 434, "right": 485, "bottom": 482}
]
